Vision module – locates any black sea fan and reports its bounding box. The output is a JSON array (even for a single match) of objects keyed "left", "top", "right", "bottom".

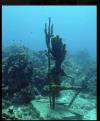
[{"left": 51, "top": 35, "right": 66, "bottom": 69}]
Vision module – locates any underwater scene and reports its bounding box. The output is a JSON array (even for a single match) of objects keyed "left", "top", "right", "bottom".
[{"left": 2, "top": 6, "right": 97, "bottom": 120}]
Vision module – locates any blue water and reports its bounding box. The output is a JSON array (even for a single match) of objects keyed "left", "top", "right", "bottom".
[{"left": 2, "top": 6, "right": 96, "bottom": 57}]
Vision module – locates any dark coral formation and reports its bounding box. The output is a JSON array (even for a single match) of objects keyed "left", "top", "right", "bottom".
[
  {"left": 51, "top": 35, "right": 66, "bottom": 70},
  {"left": 44, "top": 18, "right": 53, "bottom": 49},
  {"left": 44, "top": 18, "right": 66, "bottom": 79},
  {"left": 44, "top": 18, "right": 67, "bottom": 109},
  {"left": 2, "top": 45, "right": 48, "bottom": 104},
  {"left": 2, "top": 45, "right": 33, "bottom": 98}
]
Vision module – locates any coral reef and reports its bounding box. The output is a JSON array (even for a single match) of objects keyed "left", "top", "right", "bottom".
[
  {"left": 2, "top": 45, "right": 48, "bottom": 103},
  {"left": 2, "top": 45, "right": 97, "bottom": 120},
  {"left": 2, "top": 45, "right": 33, "bottom": 98}
]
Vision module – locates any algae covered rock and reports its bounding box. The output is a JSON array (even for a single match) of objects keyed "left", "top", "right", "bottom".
[{"left": 2, "top": 104, "right": 40, "bottom": 120}]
